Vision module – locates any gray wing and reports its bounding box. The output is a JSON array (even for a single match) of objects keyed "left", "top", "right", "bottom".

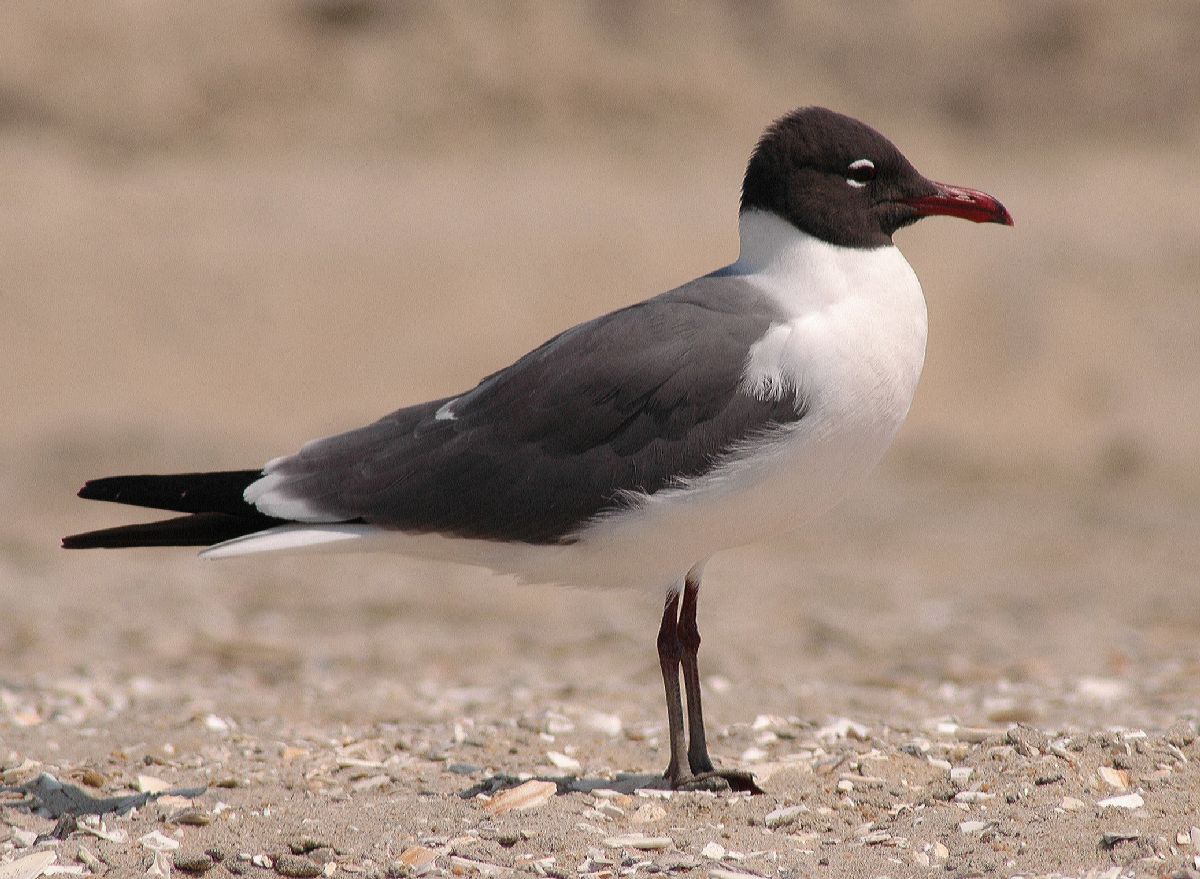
[{"left": 251, "top": 276, "right": 806, "bottom": 544}]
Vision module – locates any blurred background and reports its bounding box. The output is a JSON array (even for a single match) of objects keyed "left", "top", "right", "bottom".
[{"left": 2, "top": 1, "right": 1198, "bottom": 730}]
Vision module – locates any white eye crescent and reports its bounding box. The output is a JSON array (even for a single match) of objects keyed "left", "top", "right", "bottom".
[{"left": 846, "top": 158, "right": 876, "bottom": 188}]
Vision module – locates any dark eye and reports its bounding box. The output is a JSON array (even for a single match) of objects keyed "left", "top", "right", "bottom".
[{"left": 846, "top": 158, "right": 876, "bottom": 187}]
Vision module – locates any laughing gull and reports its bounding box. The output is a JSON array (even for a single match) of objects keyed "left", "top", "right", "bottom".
[{"left": 64, "top": 107, "right": 1012, "bottom": 790}]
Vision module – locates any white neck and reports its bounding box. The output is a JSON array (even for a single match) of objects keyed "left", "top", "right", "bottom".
[
  {"left": 731, "top": 209, "right": 859, "bottom": 276},
  {"left": 723, "top": 209, "right": 918, "bottom": 315}
]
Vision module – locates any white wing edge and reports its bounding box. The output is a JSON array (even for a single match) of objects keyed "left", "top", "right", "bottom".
[{"left": 200, "top": 524, "right": 387, "bottom": 559}]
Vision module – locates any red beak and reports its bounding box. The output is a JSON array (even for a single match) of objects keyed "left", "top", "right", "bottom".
[{"left": 900, "top": 181, "right": 1014, "bottom": 226}]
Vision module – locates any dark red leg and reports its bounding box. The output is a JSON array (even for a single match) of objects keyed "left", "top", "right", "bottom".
[
  {"left": 656, "top": 587, "right": 690, "bottom": 787},
  {"left": 679, "top": 571, "right": 714, "bottom": 774},
  {"left": 670, "top": 569, "right": 764, "bottom": 793}
]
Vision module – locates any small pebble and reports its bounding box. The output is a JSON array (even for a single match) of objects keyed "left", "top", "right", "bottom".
[
  {"left": 483, "top": 779, "right": 557, "bottom": 814},
  {"left": 1100, "top": 831, "right": 1140, "bottom": 849},
  {"left": 174, "top": 852, "right": 215, "bottom": 874},
  {"left": 584, "top": 712, "right": 623, "bottom": 737},
  {"left": 593, "top": 800, "right": 624, "bottom": 819},
  {"left": 170, "top": 809, "right": 213, "bottom": 826},
  {"left": 1006, "top": 726, "right": 1048, "bottom": 757},
  {"left": 1098, "top": 766, "right": 1131, "bottom": 790},
  {"left": 1076, "top": 678, "right": 1128, "bottom": 702},
  {"left": 273, "top": 854, "right": 323, "bottom": 877},
  {"left": 816, "top": 718, "right": 869, "bottom": 741},
  {"left": 137, "top": 774, "right": 171, "bottom": 793},
  {"left": 604, "top": 834, "right": 673, "bottom": 851},
  {"left": 350, "top": 774, "right": 390, "bottom": 793},
  {"left": 203, "top": 714, "right": 232, "bottom": 734},
  {"left": 0, "top": 852, "right": 58, "bottom": 877},
  {"left": 140, "top": 830, "right": 181, "bottom": 852},
  {"left": 1097, "top": 792, "right": 1144, "bottom": 810},
  {"left": 77, "top": 848, "right": 103, "bottom": 872},
  {"left": 630, "top": 803, "right": 667, "bottom": 824},
  {"left": 701, "top": 842, "right": 726, "bottom": 860},
  {"left": 763, "top": 805, "right": 805, "bottom": 829},
  {"left": 12, "top": 828, "right": 38, "bottom": 848},
  {"left": 953, "top": 791, "right": 994, "bottom": 804},
  {"left": 546, "top": 751, "right": 581, "bottom": 772},
  {"left": 1166, "top": 721, "right": 1196, "bottom": 748}
]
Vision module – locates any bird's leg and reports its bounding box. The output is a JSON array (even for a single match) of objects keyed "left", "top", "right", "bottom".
[
  {"left": 673, "top": 570, "right": 765, "bottom": 794},
  {"left": 678, "top": 572, "right": 714, "bottom": 774},
  {"left": 656, "top": 586, "right": 690, "bottom": 787}
]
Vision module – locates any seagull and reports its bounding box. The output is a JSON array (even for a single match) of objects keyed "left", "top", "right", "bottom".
[{"left": 64, "top": 107, "right": 1012, "bottom": 791}]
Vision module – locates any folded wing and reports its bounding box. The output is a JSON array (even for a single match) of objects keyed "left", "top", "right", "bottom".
[{"left": 249, "top": 277, "right": 806, "bottom": 544}]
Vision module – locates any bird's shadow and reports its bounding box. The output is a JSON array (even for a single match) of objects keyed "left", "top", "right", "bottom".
[{"left": 458, "top": 771, "right": 762, "bottom": 798}]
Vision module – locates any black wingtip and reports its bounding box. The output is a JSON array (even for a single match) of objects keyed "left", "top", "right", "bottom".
[
  {"left": 62, "top": 528, "right": 114, "bottom": 549},
  {"left": 61, "top": 512, "right": 275, "bottom": 549},
  {"left": 73, "top": 471, "right": 265, "bottom": 513},
  {"left": 77, "top": 476, "right": 123, "bottom": 503},
  {"left": 61, "top": 523, "right": 138, "bottom": 549}
]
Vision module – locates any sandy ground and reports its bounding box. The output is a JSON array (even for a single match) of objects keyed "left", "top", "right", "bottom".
[{"left": 3, "top": 3, "right": 1200, "bottom": 878}]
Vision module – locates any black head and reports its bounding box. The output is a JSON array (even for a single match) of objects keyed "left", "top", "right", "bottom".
[{"left": 741, "top": 107, "right": 1012, "bottom": 249}]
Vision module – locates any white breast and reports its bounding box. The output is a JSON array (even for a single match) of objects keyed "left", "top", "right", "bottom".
[
  {"left": 559, "top": 211, "right": 929, "bottom": 588},
  {"left": 738, "top": 210, "right": 929, "bottom": 447}
]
